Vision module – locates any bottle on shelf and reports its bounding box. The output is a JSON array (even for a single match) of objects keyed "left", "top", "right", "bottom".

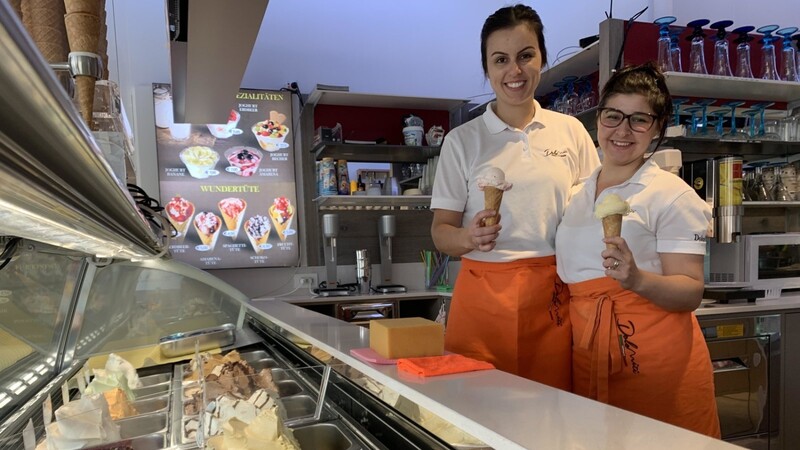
[{"left": 337, "top": 159, "right": 350, "bottom": 195}]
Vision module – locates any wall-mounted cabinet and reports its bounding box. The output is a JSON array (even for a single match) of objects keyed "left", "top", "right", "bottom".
[{"left": 299, "top": 89, "right": 468, "bottom": 266}]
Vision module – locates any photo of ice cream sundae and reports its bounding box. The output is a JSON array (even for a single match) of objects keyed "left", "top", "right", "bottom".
[
  {"left": 252, "top": 110, "right": 290, "bottom": 152},
  {"left": 224, "top": 147, "right": 263, "bottom": 177},
  {"left": 207, "top": 110, "right": 243, "bottom": 139},
  {"left": 218, "top": 198, "right": 247, "bottom": 239},
  {"left": 166, "top": 195, "right": 195, "bottom": 241},
  {"left": 193, "top": 212, "right": 222, "bottom": 251},
  {"left": 268, "top": 197, "right": 294, "bottom": 241},
  {"left": 477, "top": 167, "right": 513, "bottom": 226},
  {"left": 179, "top": 146, "right": 220, "bottom": 179},
  {"left": 245, "top": 215, "right": 272, "bottom": 253}
]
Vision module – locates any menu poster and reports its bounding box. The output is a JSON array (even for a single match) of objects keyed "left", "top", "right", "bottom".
[{"left": 153, "top": 84, "right": 299, "bottom": 269}]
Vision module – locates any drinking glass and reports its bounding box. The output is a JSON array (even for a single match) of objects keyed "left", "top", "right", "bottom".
[
  {"left": 773, "top": 173, "right": 793, "bottom": 201},
  {"left": 710, "top": 20, "right": 734, "bottom": 76},
  {"left": 733, "top": 25, "right": 756, "bottom": 78},
  {"left": 687, "top": 19, "right": 710, "bottom": 74},
  {"left": 750, "top": 163, "right": 772, "bottom": 201},
  {"left": 670, "top": 29, "right": 684, "bottom": 72},
  {"left": 741, "top": 109, "right": 760, "bottom": 139},
  {"left": 694, "top": 98, "right": 717, "bottom": 136},
  {"left": 794, "top": 34, "right": 800, "bottom": 80},
  {"left": 552, "top": 81, "right": 566, "bottom": 114},
  {"left": 777, "top": 27, "right": 799, "bottom": 81},
  {"left": 562, "top": 76, "right": 580, "bottom": 116},
  {"left": 655, "top": 16, "right": 677, "bottom": 72},
  {"left": 721, "top": 100, "right": 748, "bottom": 140},
  {"left": 672, "top": 97, "right": 690, "bottom": 127},
  {"left": 750, "top": 102, "right": 780, "bottom": 140},
  {"left": 757, "top": 25, "right": 781, "bottom": 80},
  {"left": 683, "top": 106, "right": 703, "bottom": 136},
  {"left": 708, "top": 109, "right": 728, "bottom": 138}
]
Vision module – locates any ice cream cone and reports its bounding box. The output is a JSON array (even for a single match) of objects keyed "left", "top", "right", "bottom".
[
  {"left": 268, "top": 205, "right": 293, "bottom": 241},
  {"left": 218, "top": 198, "right": 246, "bottom": 239},
  {"left": 195, "top": 224, "right": 220, "bottom": 250},
  {"left": 245, "top": 220, "right": 271, "bottom": 254},
  {"left": 169, "top": 216, "right": 192, "bottom": 242},
  {"left": 483, "top": 186, "right": 504, "bottom": 226},
  {"left": 601, "top": 214, "right": 623, "bottom": 250}
]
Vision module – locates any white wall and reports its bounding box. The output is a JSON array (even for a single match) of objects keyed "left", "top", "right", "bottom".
[{"left": 106, "top": 0, "right": 799, "bottom": 292}]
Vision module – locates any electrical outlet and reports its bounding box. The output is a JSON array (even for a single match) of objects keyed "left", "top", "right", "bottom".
[{"left": 294, "top": 274, "right": 318, "bottom": 289}]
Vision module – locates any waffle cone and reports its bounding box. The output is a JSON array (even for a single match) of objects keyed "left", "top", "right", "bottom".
[
  {"left": 483, "top": 186, "right": 504, "bottom": 226},
  {"left": 9, "top": 0, "right": 23, "bottom": 20},
  {"left": 601, "top": 214, "right": 623, "bottom": 250},
  {"left": 194, "top": 223, "right": 221, "bottom": 250},
  {"left": 218, "top": 200, "right": 246, "bottom": 239},
  {"left": 21, "top": 2, "right": 69, "bottom": 63},
  {"left": 245, "top": 221, "right": 271, "bottom": 254},
  {"left": 64, "top": 12, "right": 100, "bottom": 52},
  {"left": 64, "top": 0, "right": 102, "bottom": 16},
  {"left": 168, "top": 217, "right": 192, "bottom": 243},
  {"left": 268, "top": 205, "right": 294, "bottom": 241},
  {"left": 75, "top": 75, "right": 96, "bottom": 126}
]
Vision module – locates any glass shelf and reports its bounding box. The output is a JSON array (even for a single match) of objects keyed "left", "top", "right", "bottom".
[
  {"left": 313, "top": 195, "right": 431, "bottom": 208},
  {"left": 312, "top": 142, "right": 441, "bottom": 163}
]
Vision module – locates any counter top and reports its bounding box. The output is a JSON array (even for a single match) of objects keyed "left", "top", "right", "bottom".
[
  {"left": 695, "top": 294, "right": 800, "bottom": 317},
  {"left": 245, "top": 300, "right": 740, "bottom": 450}
]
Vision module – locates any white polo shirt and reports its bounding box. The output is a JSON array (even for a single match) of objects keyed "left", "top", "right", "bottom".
[
  {"left": 555, "top": 158, "right": 712, "bottom": 284},
  {"left": 431, "top": 101, "right": 600, "bottom": 262}
]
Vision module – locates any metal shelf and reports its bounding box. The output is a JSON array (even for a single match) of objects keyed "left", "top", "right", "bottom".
[
  {"left": 537, "top": 41, "right": 600, "bottom": 96},
  {"left": 743, "top": 201, "right": 800, "bottom": 208},
  {"left": 313, "top": 195, "right": 431, "bottom": 208},
  {"left": 664, "top": 72, "right": 800, "bottom": 104},
  {"left": 665, "top": 137, "right": 800, "bottom": 160},
  {"left": 312, "top": 142, "right": 440, "bottom": 162},
  {"left": 307, "top": 89, "right": 468, "bottom": 111}
]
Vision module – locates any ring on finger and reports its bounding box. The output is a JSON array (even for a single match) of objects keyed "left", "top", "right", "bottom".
[{"left": 611, "top": 259, "right": 620, "bottom": 270}]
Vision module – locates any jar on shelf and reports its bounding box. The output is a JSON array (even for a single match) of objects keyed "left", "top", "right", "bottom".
[{"left": 153, "top": 87, "right": 173, "bottom": 129}]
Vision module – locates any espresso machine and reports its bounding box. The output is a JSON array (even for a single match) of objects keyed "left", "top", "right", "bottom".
[
  {"left": 318, "top": 213, "right": 351, "bottom": 296},
  {"left": 375, "top": 215, "right": 407, "bottom": 293}
]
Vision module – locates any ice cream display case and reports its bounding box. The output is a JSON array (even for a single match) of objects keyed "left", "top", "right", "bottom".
[{"left": 0, "top": 248, "right": 481, "bottom": 450}]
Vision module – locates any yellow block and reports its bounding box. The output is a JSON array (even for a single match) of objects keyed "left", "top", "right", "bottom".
[{"left": 369, "top": 317, "right": 444, "bottom": 359}]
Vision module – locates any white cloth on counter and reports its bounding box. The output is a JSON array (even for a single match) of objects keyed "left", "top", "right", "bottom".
[{"left": 44, "top": 395, "right": 121, "bottom": 450}]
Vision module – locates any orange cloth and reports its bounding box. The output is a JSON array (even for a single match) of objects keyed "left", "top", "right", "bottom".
[
  {"left": 569, "top": 277, "right": 720, "bottom": 438},
  {"left": 397, "top": 354, "right": 495, "bottom": 377},
  {"left": 444, "top": 257, "right": 572, "bottom": 390}
]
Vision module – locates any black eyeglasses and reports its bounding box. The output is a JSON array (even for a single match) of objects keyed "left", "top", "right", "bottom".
[{"left": 597, "top": 107, "right": 658, "bottom": 132}]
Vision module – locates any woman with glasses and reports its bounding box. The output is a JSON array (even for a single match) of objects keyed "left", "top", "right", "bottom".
[
  {"left": 431, "top": 4, "right": 599, "bottom": 390},
  {"left": 554, "top": 62, "right": 720, "bottom": 437}
]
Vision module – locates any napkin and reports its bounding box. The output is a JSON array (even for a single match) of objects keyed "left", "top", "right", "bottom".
[{"left": 397, "top": 354, "right": 494, "bottom": 377}]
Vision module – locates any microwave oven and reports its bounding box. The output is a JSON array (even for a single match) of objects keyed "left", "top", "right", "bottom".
[{"left": 709, "top": 233, "right": 800, "bottom": 295}]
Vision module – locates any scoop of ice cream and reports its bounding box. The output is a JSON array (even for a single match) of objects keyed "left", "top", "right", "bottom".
[
  {"left": 594, "top": 194, "right": 631, "bottom": 219},
  {"left": 477, "top": 167, "right": 512, "bottom": 191}
]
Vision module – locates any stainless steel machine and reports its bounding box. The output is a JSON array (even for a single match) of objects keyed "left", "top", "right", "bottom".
[
  {"left": 375, "top": 215, "right": 406, "bottom": 293},
  {"left": 698, "top": 314, "right": 781, "bottom": 448},
  {"left": 318, "top": 213, "right": 351, "bottom": 296}
]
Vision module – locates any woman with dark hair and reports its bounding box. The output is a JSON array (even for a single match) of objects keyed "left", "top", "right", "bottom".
[
  {"left": 555, "top": 62, "right": 720, "bottom": 437},
  {"left": 431, "top": 4, "right": 599, "bottom": 389}
]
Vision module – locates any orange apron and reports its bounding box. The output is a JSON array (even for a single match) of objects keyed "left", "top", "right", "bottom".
[
  {"left": 445, "top": 256, "right": 571, "bottom": 390},
  {"left": 569, "top": 277, "right": 720, "bottom": 438}
]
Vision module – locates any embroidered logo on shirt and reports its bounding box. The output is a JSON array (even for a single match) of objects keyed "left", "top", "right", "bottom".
[{"left": 543, "top": 148, "right": 568, "bottom": 157}]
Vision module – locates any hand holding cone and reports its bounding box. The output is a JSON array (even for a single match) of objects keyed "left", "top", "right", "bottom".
[
  {"left": 477, "top": 167, "right": 513, "bottom": 226},
  {"left": 594, "top": 194, "right": 631, "bottom": 250}
]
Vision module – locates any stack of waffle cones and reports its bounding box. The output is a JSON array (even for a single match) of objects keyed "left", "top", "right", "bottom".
[
  {"left": 63, "top": 0, "right": 104, "bottom": 127},
  {"left": 20, "top": 0, "right": 69, "bottom": 64}
]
